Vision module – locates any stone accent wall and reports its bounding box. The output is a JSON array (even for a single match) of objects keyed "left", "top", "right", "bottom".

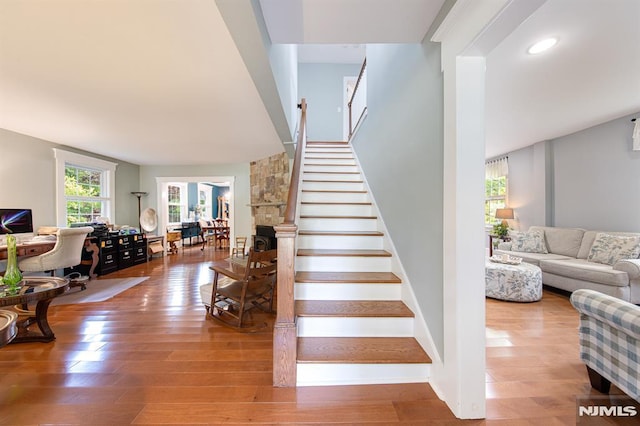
[{"left": 250, "top": 152, "right": 290, "bottom": 229}]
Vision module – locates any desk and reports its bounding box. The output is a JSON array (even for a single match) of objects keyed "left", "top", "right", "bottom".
[
  {"left": 0, "top": 240, "right": 56, "bottom": 261},
  {"left": 0, "top": 277, "right": 69, "bottom": 343}
]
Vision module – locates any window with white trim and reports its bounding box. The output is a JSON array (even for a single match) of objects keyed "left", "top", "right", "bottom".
[
  {"left": 54, "top": 149, "right": 117, "bottom": 227},
  {"left": 485, "top": 157, "right": 508, "bottom": 225},
  {"left": 167, "top": 183, "right": 187, "bottom": 225}
]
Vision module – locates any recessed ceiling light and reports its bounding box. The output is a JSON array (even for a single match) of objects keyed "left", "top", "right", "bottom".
[{"left": 528, "top": 38, "right": 558, "bottom": 55}]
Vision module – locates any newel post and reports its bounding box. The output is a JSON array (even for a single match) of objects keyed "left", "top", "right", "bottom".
[{"left": 273, "top": 223, "right": 298, "bottom": 387}]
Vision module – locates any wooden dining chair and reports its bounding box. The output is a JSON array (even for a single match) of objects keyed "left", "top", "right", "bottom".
[
  {"left": 207, "top": 248, "right": 277, "bottom": 328},
  {"left": 213, "top": 219, "right": 229, "bottom": 250},
  {"left": 231, "top": 236, "right": 247, "bottom": 258}
]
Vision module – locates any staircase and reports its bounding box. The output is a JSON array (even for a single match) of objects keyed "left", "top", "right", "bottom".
[{"left": 293, "top": 141, "right": 431, "bottom": 386}]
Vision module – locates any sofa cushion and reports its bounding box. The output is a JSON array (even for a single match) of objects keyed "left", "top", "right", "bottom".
[
  {"left": 530, "top": 226, "right": 585, "bottom": 257},
  {"left": 587, "top": 233, "right": 640, "bottom": 266},
  {"left": 578, "top": 230, "right": 640, "bottom": 259},
  {"left": 509, "top": 229, "right": 548, "bottom": 254},
  {"left": 494, "top": 250, "right": 572, "bottom": 266},
  {"left": 540, "top": 259, "right": 629, "bottom": 287}
]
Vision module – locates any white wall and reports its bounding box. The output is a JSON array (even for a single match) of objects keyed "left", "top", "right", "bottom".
[
  {"left": 553, "top": 112, "right": 640, "bottom": 231},
  {"left": 0, "top": 128, "right": 140, "bottom": 229},
  {"left": 269, "top": 43, "right": 298, "bottom": 140},
  {"left": 505, "top": 112, "right": 640, "bottom": 232},
  {"left": 298, "top": 63, "right": 362, "bottom": 141},
  {"left": 505, "top": 141, "right": 549, "bottom": 232},
  {"left": 351, "top": 42, "right": 444, "bottom": 353}
]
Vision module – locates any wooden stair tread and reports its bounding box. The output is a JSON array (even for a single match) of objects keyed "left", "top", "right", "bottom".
[
  {"left": 302, "top": 190, "right": 367, "bottom": 193},
  {"left": 296, "top": 300, "right": 414, "bottom": 317},
  {"left": 304, "top": 163, "right": 355, "bottom": 166},
  {"left": 297, "top": 337, "right": 431, "bottom": 364},
  {"left": 303, "top": 179, "right": 363, "bottom": 183},
  {"left": 303, "top": 171, "right": 360, "bottom": 174},
  {"left": 295, "top": 271, "right": 401, "bottom": 283},
  {"left": 297, "top": 249, "right": 391, "bottom": 257},
  {"left": 300, "top": 215, "right": 377, "bottom": 219},
  {"left": 298, "top": 230, "right": 383, "bottom": 236},
  {"left": 301, "top": 201, "right": 372, "bottom": 205}
]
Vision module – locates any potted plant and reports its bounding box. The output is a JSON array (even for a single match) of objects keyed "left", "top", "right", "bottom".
[{"left": 492, "top": 222, "right": 510, "bottom": 239}]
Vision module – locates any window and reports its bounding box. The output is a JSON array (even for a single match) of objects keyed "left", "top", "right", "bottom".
[
  {"left": 167, "top": 184, "right": 187, "bottom": 224},
  {"left": 54, "top": 149, "right": 117, "bottom": 227},
  {"left": 485, "top": 157, "right": 508, "bottom": 225}
]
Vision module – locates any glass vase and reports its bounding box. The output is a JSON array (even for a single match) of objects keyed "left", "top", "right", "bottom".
[{"left": 3, "top": 234, "right": 23, "bottom": 293}]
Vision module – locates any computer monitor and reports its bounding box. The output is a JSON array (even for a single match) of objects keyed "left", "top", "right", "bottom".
[{"left": 0, "top": 208, "right": 34, "bottom": 235}]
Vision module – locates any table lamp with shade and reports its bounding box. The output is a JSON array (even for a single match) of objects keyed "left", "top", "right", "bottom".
[{"left": 495, "top": 208, "right": 514, "bottom": 226}]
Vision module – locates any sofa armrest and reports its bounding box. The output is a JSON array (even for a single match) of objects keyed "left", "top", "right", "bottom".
[
  {"left": 497, "top": 241, "right": 512, "bottom": 251},
  {"left": 570, "top": 289, "right": 640, "bottom": 340},
  {"left": 613, "top": 259, "right": 640, "bottom": 280}
]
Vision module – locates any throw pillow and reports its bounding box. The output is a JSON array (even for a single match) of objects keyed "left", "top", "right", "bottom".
[
  {"left": 508, "top": 230, "right": 548, "bottom": 254},
  {"left": 587, "top": 233, "right": 640, "bottom": 265}
]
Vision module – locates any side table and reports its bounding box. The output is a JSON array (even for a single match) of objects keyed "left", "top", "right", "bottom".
[
  {"left": 0, "top": 277, "right": 69, "bottom": 343},
  {"left": 489, "top": 234, "right": 511, "bottom": 257},
  {"left": 146, "top": 235, "right": 165, "bottom": 260}
]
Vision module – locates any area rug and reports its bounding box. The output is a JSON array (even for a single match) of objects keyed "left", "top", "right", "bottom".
[{"left": 51, "top": 277, "right": 149, "bottom": 305}]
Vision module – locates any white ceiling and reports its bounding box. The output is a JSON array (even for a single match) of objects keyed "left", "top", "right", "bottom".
[
  {"left": 0, "top": 0, "right": 284, "bottom": 166},
  {"left": 1, "top": 0, "right": 638, "bottom": 165},
  {"left": 485, "top": 0, "right": 640, "bottom": 158}
]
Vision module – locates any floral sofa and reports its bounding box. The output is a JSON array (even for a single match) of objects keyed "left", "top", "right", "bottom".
[{"left": 496, "top": 226, "right": 640, "bottom": 303}]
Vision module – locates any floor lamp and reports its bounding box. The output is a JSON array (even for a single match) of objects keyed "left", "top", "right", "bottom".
[{"left": 131, "top": 191, "right": 148, "bottom": 233}]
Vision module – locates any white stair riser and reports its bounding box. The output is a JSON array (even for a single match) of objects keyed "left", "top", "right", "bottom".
[
  {"left": 302, "top": 181, "right": 364, "bottom": 191},
  {"left": 304, "top": 159, "right": 356, "bottom": 166},
  {"left": 297, "top": 234, "right": 383, "bottom": 250},
  {"left": 303, "top": 172, "right": 361, "bottom": 181},
  {"left": 296, "top": 256, "right": 391, "bottom": 272},
  {"left": 296, "top": 363, "right": 430, "bottom": 387},
  {"left": 297, "top": 317, "right": 414, "bottom": 337},
  {"left": 304, "top": 165, "right": 360, "bottom": 173},
  {"left": 301, "top": 192, "right": 370, "bottom": 203},
  {"left": 295, "top": 283, "right": 401, "bottom": 300},
  {"left": 300, "top": 203, "right": 373, "bottom": 216},
  {"left": 299, "top": 217, "right": 377, "bottom": 232},
  {"left": 305, "top": 151, "right": 352, "bottom": 156},
  {"left": 306, "top": 143, "right": 351, "bottom": 152},
  {"left": 305, "top": 153, "right": 353, "bottom": 159}
]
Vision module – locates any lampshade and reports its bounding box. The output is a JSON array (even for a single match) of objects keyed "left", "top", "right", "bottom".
[{"left": 495, "top": 208, "right": 514, "bottom": 220}]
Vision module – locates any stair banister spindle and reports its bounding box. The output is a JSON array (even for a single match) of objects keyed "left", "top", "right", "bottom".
[{"left": 273, "top": 98, "right": 306, "bottom": 387}]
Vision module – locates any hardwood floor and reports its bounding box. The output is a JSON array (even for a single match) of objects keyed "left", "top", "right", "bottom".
[{"left": 0, "top": 245, "right": 605, "bottom": 424}]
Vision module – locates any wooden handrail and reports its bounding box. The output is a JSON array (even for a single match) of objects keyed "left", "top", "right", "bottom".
[
  {"left": 348, "top": 58, "right": 367, "bottom": 139},
  {"left": 347, "top": 58, "right": 367, "bottom": 110},
  {"left": 273, "top": 98, "right": 307, "bottom": 387},
  {"left": 283, "top": 99, "right": 306, "bottom": 224}
]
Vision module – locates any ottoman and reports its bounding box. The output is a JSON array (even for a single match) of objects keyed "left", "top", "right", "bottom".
[{"left": 485, "top": 260, "right": 542, "bottom": 302}]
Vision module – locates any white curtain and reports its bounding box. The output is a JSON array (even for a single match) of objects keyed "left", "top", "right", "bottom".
[{"left": 485, "top": 156, "right": 508, "bottom": 179}]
